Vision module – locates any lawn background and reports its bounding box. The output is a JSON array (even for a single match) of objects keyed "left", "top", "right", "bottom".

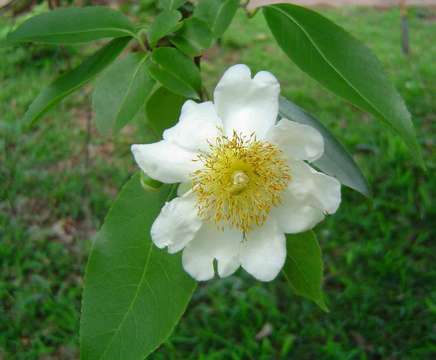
[{"left": 1, "top": 3, "right": 435, "bottom": 359}]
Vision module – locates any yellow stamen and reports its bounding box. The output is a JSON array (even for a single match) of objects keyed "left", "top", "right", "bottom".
[{"left": 191, "top": 131, "right": 291, "bottom": 233}]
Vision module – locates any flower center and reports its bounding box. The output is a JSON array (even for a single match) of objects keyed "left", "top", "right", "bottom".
[
  {"left": 230, "top": 170, "right": 249, "bottom": 195},
  {"left": 191, "top": 132, "right": 291, "bottom": 233}
]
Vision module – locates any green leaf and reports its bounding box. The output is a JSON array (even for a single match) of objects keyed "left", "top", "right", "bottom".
[
  {"left": 194, "top": 0, "right": 239, "bottom": 37},
  {"left": 147, "top": 47, "right": 201, "bottom": 99},
  {"left": 283, "top": 231, "right": 328, "bottom": 312},
  {"left": 279, "top": 97, "right": 370, "bottom": 196},
  {"left": 145, "top": 86, "right": 186, "bottom": 137},
  {"left": 140, "top": 172, "right": 164, "bottom": 191},
  {"left": 80, "top": 173, "right": 196, "bottom": 360},
  {"left": 7, "top": 6, "right": 136, "bottom": 44},
  {"left": 170, "top": 17, "right": 213, "bottom": 57},
  {"left": 158, "top": 0, "right": 185, "bottom": 10},
  {"left": 93, "top": 53, "right": 155, "bottom": 135},
  {"left": 263, "top": 4, "right": 423, "bottom": 167},
  {"left": 147, "top": 10, "right": 182, "bottom": 48},
  {"left": 22, "top": 37, "right": 130, "bottom": 127}
]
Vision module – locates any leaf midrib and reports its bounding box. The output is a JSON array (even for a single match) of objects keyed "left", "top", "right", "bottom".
[
  {"left": 151, "top": 56, "right": 199, "bottom": 96},
  {"left": 95, "top": 183, "right": 177, "bottom": 359},
  {"left": 113, "top": 55, "right": 148, "bottom": 129},
  {"left": 283, "top": 251, "right": 318, "bottom": 299},
  {"left": 98, "top": 237, "right": 154, "bottom": 360},
  {"left": 25, "top": 40, "right": 126, "bottom": 125},
  {"left": 11, "top": 27, "right": 135, "bottom": 41},
  {"left": 211, "top": 1, "right": 226, "bottom": 34},
  {"left": 183, "top": 34, "right": 205, "bottom": 53}
]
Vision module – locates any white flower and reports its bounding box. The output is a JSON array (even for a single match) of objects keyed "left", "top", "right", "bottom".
[{"left": 132, "top": 64, "right": 341, "bottom": 282}]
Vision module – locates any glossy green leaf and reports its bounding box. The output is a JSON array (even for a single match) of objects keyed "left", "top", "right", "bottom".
[
  {"left": 263, "top": 4, "right": 423, "bottom": 167},
  {"left": 279, "top": 97, "right": 370, "bottom": 196},
  {"left": 194, "top": 0, "right": 239, "bottom": 37},
  {"left": 147, "top": 10, "right": 182, "bottom": 48},
  {"left": 7, "top": 6, "right": 136, "bottom": 44},
  {"left": 93, "top": 53, "right": 155, "bottom": 135},
  {"left": 283, "top": 231, "right": 328, "bottom": 312},
  {"left": 170, "top": 17, "right": 213, "bottom": 56},
  {"left": 80, "top": 173, "right": 196, "bottom": 360},
  {"left": 147, "top": 47, "right": 201, "bottom": 99},
  {"left": 145, "top": 86, "right": 186, "bottom": 137},
  {"left": 22, "top": 37, "right": 130, "bottom": 127},
  {"left": 158, "top": 0, "right": 185, "bottom": 10}
]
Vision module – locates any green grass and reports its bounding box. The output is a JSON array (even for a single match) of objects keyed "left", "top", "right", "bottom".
[{"left": 1, "top": 5, "right": 435, "bottom": 360}]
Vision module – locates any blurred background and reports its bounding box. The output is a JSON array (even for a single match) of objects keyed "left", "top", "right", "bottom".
[{"left": 1, "top": 0, "right": 435, "bottom": 359}]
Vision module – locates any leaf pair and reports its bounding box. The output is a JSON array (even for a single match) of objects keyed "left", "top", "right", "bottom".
[
  {"left": 6, "top": 6, "right": 203, "bottom": 134},
  {"left": 6, "top": 6, "right": 138, "bottom": 127},
  {"left": 148, "top": 0, "right": 239, "bottom": 57}
]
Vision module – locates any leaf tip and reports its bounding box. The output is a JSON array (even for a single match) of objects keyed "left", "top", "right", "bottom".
[{"left": 317, "top": 297, "right": 330, "bottom": 313}]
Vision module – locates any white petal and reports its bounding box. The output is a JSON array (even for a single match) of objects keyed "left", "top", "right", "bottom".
[
  {"left": 240, "top": 218, "right": 286, "bottom": 282},
  {"left": 266, "top": 119, "right": 324, "bottom": 162},
  {"left": 289, "top": 160, "right": 341, "bottom": 214},
  {"left": 164, "top": 100, "right": 222, "bottom": 152},
  {"left": 151, "top": 191, "right": 202, "bottom": 254},
  {"left": 131, "top": 140, "right": 199, "bottom": 183},
  {"left": 213, "top": 64, "right": 280, "bottom": 138},
  {"left": 182, "top": 223, "right": 242, "bottom": 281},
  {"left": 272, "top": 189, "right": 325, "bottom": 234}
]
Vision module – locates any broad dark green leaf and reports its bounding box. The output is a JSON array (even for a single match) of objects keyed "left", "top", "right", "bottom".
[
  {"left": 93, "top": 53, "right": 155, "bottom": 135},
  {"left": 80, "top": 173, "right": 196, "bottom": 360},
  {"left": 264, "top": 4, "right": 423, "bottom": 167},
  {"left": 7, "top": 6, "right": 136, "bottom": 44},
  {"left": 194, "top": 0, "right": 239, "bottom": 37},
  {"left": 170, "top": 17, "right": 213, "bottom": 56},
  {"left": 147, "top": 10, "right": 182, "bottom": 48},
  {"left": 145, "top": 86, "right": 186, "bottom": 137},
  {"left": 147, "top": 47, "right": 201, "bottom": 99},
  {"left": 23, "top": 37, "right": 130, "bottom": 127},
  {"left": 279, "top": 97, "right": 370, "bottom": 196},
  {"left": 158, "top": 0, "right": 185, "bottom": 10},
  {"left": 283, "top": 231, "right": 328, "bottom": 312}
]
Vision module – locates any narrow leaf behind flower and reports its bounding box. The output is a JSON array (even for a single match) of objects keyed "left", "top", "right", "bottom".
[
  {"left": 7, "top": 6, "right": 136, "bottom": 44},
  {"left": 93, "top": 53, "right": 155, "bottom": 135},
  {"left": 80, "top": 173, "right": 196, "bottom": 360},
  {"left": 147, "top": 47, "right": 202, "bottom": 99},
  {"left": 263, "top": 4, "right": 423, "bottom": 167},
  {"left": 279, "top": 97, "right": 370, "bottom": 196},
  {"left": 283, "top": 231, "right": 328, "bottom": 312},
  {"left": 22, "top": 37, "right": 130, "bottom": 127}
]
